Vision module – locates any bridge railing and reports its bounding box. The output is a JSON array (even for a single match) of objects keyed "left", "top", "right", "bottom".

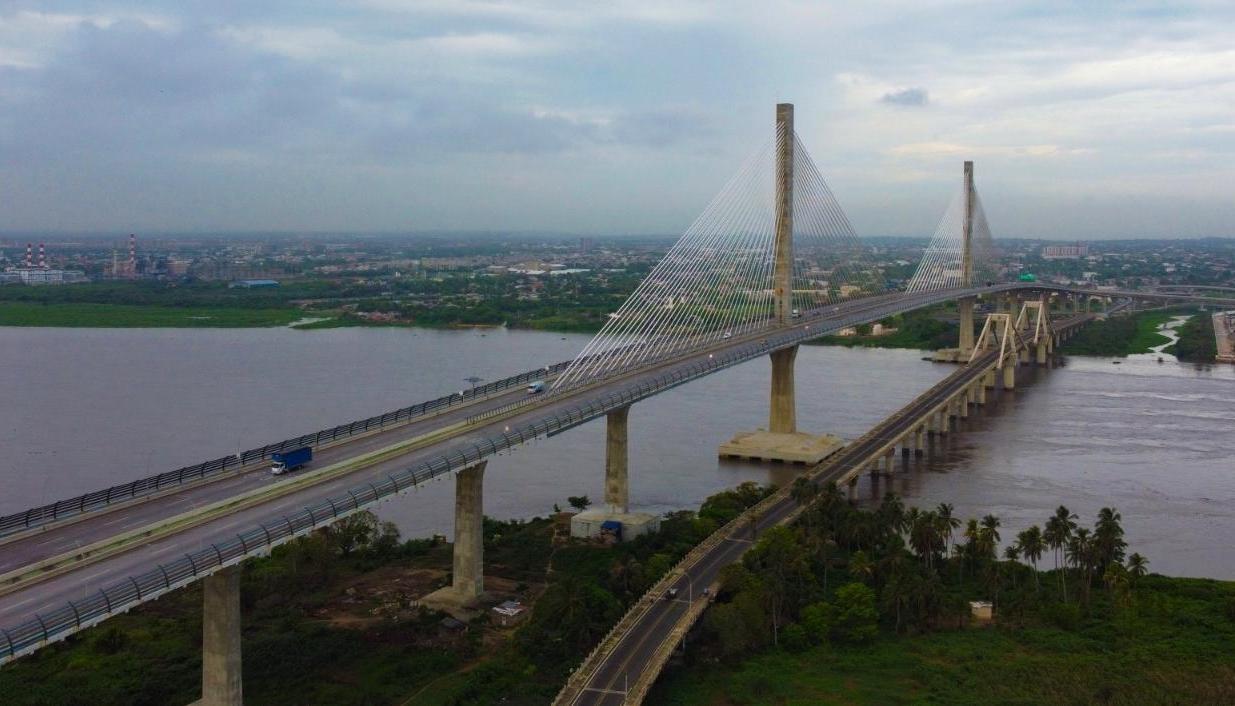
[
  {"left": 0, "top": 325, "right": 802, "bottom": 663},
  {"left": 0, "top": 360, "right": 572, "bottom": 540},
  {"left": 0, "top": 285, "right": 1079, "bottom": 662}
]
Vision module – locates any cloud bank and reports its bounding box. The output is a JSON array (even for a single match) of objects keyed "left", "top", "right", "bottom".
[{"left": 1, "top": 2, "right": 1233, "bottom": 238}]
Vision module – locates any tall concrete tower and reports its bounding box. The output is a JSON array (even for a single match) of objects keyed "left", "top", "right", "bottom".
[
  {"left": 769, "top": 103, "right": 797, "bottom": 434},
  {"left": 772, "top": 103, "right": 795, "bottom": 325},
  {"left": 958, "top": 161, "right": 976, "bottom": 353}
]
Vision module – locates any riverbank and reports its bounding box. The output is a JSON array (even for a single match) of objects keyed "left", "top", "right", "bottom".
[
  {"left": 0, "top": 301, "right": 305, "bottom": 328},
  {"left": 1059, "top": 310, "right": 1176, "bottom": 356},
  {"left": 647, "top": 487, "right": 1235, "bottom": 706},
  {"left": 0, "top": 485, "right": 769, "bottom": 705},
  {"left": 650, "top": 574, "right": 1235, "bottom": 705}
]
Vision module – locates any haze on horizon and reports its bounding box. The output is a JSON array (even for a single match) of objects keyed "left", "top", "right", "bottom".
[{"left": 1, "top": 1, "right": 1233, "bottom": 240}]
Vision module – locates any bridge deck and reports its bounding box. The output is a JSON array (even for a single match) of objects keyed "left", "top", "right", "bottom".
[
  {"left": 561, "top": 313, "right": 1090, "bottom": 705},
  {"left": 0, "top": 282, "right": 1208, "bottom": 664}
]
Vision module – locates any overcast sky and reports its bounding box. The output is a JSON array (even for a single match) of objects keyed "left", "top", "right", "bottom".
[{"left": 2, "top": 1, "right": 1233, "bottom": 238}]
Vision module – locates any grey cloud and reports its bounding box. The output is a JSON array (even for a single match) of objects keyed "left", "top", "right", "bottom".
[{"left": 880, "top": 87, "right": 929, "bottom": 107}]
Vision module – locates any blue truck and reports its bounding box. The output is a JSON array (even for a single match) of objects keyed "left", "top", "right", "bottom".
[{"left": 270, "top": 447, "right": 312, "bottom": 475}]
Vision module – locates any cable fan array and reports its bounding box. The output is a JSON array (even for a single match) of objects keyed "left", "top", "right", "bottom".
[
  {"left": 552, "top": 127, "right": 881, "bottom": 392},
  {"left": 905, "top": 184, "right": 996, "bottom": 292}
]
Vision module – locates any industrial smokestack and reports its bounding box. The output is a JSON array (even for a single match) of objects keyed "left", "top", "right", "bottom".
[
  {"left": 38, "top": 243, "right": 46, "bottom": 269},
  {"left": 24, "top": 243, "right": 32, "bottom": 268},
  {"left": 128, "top": 234, "right": 136, "bottom": 278}
]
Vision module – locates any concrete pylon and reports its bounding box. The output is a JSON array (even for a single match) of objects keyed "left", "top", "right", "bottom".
[
  {"left": 201, "top": 567, "right": 242, "bottom": 706},
  {"left": 958, "top": 161, "right": 976, "bottom": 353},
  {"left": 769, "top": 346, "right": 797, "bottom": 433},
  {"left": 773, "top": 102, "right": 794, "bottom": 325},
  {"left": 604, "top": 407, "right": 630, "bottom": 514},
  {"left": 452, "top": 461, "right": 486, "bottom": 601},
  {"left": 769, "top": 103, "right": 798, "bottom": 435}
]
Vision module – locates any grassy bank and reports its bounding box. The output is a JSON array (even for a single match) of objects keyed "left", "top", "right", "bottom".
[
  {"left": 0, "top": 302, "right": 304, "bottom": 328},
  {"left": 1166, "top": 312, "right": 1217, "bottom": 363},
  {"left": 807, "top": 309, "right": 959, "bottom": 351},
  {"left": 641, "top": 482, "right": 1235, "bottom": 706},
  {"left": 1059, "top": 310, "right": 1175, "bottom": 356}
]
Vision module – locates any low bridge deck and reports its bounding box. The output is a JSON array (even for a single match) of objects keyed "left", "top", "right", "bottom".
[
  {"left": 559, "top": 312, "right": 1091, "bottom": 705},
  {"left": 0, "top": 283, "right": 1217, "bottom": 664}
]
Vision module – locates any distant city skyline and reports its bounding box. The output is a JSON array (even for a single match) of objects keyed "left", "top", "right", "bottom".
[{"left": 2, "top": 2, "right": 1233, "bottom": 239}]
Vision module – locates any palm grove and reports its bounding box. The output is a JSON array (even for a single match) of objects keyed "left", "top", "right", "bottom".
[{"left": 700, "top": 478, "right": 1150, "bottom": 655}]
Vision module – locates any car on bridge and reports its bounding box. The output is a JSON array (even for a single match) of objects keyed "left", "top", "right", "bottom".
[{"left": 527, "top": 380, "right": 546, "bottom": 394}]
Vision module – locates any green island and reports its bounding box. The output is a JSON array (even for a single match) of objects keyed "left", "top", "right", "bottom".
[
  {"left": 806, "top": 309, "right": 959, "bottom": 351},
  {"left": 1165, "top": 312, "right": 1218, "bottom": 363},
  {"left": 4, "top": 482, "right": 1232, "bottom": 705},
  {"left": 1058, "top": 310, "right": 1176, "bottom": 356}
]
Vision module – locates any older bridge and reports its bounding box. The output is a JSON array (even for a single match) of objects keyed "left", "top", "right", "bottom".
[{"left": 0, "top": 104, "right": 1229, "bottom": 705}]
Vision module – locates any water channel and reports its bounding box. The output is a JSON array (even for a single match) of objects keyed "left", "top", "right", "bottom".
[{"left": 1, "top": 318, "right": 1231, "bottom": 578}]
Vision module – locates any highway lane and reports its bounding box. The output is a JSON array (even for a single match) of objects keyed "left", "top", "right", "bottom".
[
  {"left": 0, "top": 287, "right": 1101, "bottom": 659},
  {"left": 0, "top": 377, "right": 549, "bottom": 575},
  {"left": 570, "top": 316, "right": 1089, "bottom": 704},
  {"left": 0, "top": 287, "right": 943, "bottom": 639}
]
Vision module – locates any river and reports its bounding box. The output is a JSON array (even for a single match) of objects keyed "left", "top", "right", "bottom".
[{"left": 1, "top": 319, "right": 1231, "bottom": 578}]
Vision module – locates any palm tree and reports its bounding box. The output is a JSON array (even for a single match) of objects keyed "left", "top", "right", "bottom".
[
  {"left": 1094, "top": 507, "right": 1127, "bottom": 574},
  {"left": 936, "top": 503, "right": 961, "bottom": 554},
  {"left": 1126, "top": 553, "right": 1149, "bottom": 585},
  {"left": 1016, "top": 525, "right": 1045, "bottom": 591},
  {"left": 1066, "top": 528, "right": 1096, "bottom": 604},
  {"left": 849, "top": 549, "right": 875, "bottom": 585},
  {"left": 1045, "top": 506, "right": 1077, "bottom": 601},
  {"left": 978, "top": 515, "right": 1001, "bottom": 562}
]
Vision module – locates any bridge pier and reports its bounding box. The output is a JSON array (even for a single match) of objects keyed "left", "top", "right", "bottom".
[
  {"left": 1036, "top": 340, "right": 1048, "bottom": 365},
  {"left": 769, "top": 346, "right": 797, "bottom": 434},
  {"left": 200, "top": 567, "right": 243, "bottom": 706},
  {"left": 1002, "top": 363, "right": 1016, "bottom": 390},
  {"left": 885, "top": 449, "right": 896, "bottom": 473},
  {"left": 452, "top": 461, "right": 486, "bottom": 602},
  {"left": 914, "top": 425, "right": 925, "bottom": 455},
  {"left": 604, "top": 407, "right": 630, "bottom": 514},
  {"left": 422, "top": 461, "right": 487, "bottom": 608},
  {"left": 959, "top": 391, "right": 970, "bottom": 419}
]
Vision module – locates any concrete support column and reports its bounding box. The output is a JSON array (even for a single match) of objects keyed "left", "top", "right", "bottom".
[
  {"left": 914, "top": 426, "right": 925, "bottom": 455},
  {"left": 604, "top": 407, "right": 630, "bottom": 514},
  {"left": 984, "top": 369, "right": 996, "bottom": 389},
  {"left": 846, "top": 477, "right": 858, "bottom": 501},
  {"left": 1036, "top": 341, "right": 1047, "bottom": 365},
  {"left": 769, "top": 345, "right": 798, "bottom": 434},
  {"left": 960, "top": 391, "right": 970, "bottom": 419},
  {"left": 452, "top": 461, "right": 486, "bottom": 601},
  {"left": 201, "top": 567, "right": 243, "bottom": 706},
  {"left": 1002, "top": 363, "right": 1016, "bottom": 390},
  {"left": 958, "top": 298, "right": 975, "bottom": 353},
  {"left": 958, "top": 161, "right": 975, "bottom": 353},
  {"left": 937, "top": 410, "right": 949, "bottom": 434},
  {"left": 772, "top": 103, "right": 794, "bottom": 325},
  {"left": 885, "top": 449, "right": 896, "bottom": 473},
  {"left": 977, "top": 381, "right": 987, "bottom": 405}
]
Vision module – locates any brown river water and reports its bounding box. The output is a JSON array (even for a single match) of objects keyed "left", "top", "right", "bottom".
[{"left": 1, "top": 317, "right": 1231, "bottom": 578}]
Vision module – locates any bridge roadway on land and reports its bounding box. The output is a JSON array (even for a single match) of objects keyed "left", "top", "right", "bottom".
[
  {"left": 567, "top": 313, "right": 1091, "bottom": 705},
  {"left": 0, "top": 283, "right": 1225, "bottom": 663}
]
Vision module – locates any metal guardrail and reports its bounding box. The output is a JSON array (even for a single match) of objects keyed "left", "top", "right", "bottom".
[
  {"left": 0, "top": 361, "right": 572, "bottom": 539},
  {"left": 0, "top": 287, "right": 1094, "bottom": 662},
  {"left": 557, "top": 311, "right": 1097, "bottom": 704}
]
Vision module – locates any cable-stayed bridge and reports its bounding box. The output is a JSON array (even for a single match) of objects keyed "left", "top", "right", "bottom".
[{"left": 0, "top": 104, "right": 1230, "bottom": 705}]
